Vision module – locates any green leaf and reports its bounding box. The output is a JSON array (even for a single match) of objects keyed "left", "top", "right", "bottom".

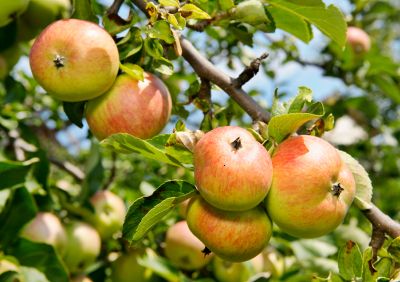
[
  {"left": 81, "top": 143, "right": 104, "bottom": 202},
  {"left": 337, "top": 150, "right": 373, "bottom": 210},
  {"left": 362, "top": 248, "right": 392, "bottom": 281},
  {"left": 63, "top": 101, "right": 86, "bottom": 128},
  {"left": 71, "top": 0, "right": 97, "bottom": 23},
  {"left": 0, "top": 187, "right": 37, "bottom": 247},
  {"left": 159, "top": 0, "right": 180, "bottom": 8},
  {"left": 218, "top": 0, "right": 235, "bottom": 11},
  {"left": 337, "top": 241, "right": 362, "bottom": 280},
  {"left": 139, "top": 249, "right": 180, "bottom": 281},
  {"left": 268, "top": 102, "right": 324, "bottom": 143},
  {"left": 153, "top": 57, "right": 174, "bottom": 75},
  {"left": 288, "top": 86, "right": 313, "bottom": 113},
  {"left": 371, "top": 75, "right": 400, "bottom": 104},
  {"left": 233, "top": 0, "right": 273, "bottom": 31},
  {"left": 122, "top": 180, "right": 197, "bottom": 242},
  {"left": 144, "top": 38, "right": 164, "bottom": 59},
  {"left": 117, "top": 28, "right": 143, "bottom": 60},
  {"left": 179, "top": 4, "right": 211, "bottom": 20},
  {"left": 119, "top": 63, "right": 145, "bottom": 81},
  {"left": 102, "top": 13, "right": 134, "bottom": 36},
  {"left": 101, "top": 133, "right": 193, "bottom": 168},
  {"left": 0, "top": 158, "right": 39, "bottom": 190},
  {"left": 148, "top": 20, "right": 175, "bottom": 44},
  {"left": 0, "top": 271, "right": 21, "bottom": 282},
  {"left": 388, "top": 237, "right": 400, "bottom": 263},
  {"left": 9, "top": 239, "right": 68, "bottom": 282},
  {"left": 266, "top": 0, "right": 347, "bottom": 47}
]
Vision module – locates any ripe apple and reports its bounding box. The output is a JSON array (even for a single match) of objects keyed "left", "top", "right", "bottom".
[
  {"left": 29, "top": 18, "right": 119, "bottom": 102},
  {"left": 20, "top": 212, "right": 67, "bottom": 255},
  {"left": 62, "top": 221, "right": 101, "bottom": 273},
  {"left": 86, "top": 190, "right": 126, "bottom": 239},
  {"left": 186, "top": 196, "right": 272, "bottom": 262},
  {"left": 194, "top": 126, "right": 272, "bottom": 211},
  {"left": 0, "top": 0, "right": 30, "bottom": 27},
  {"left": 266, "top": 135, "right": 356, "bottom": 238},
  {"left": 71, "top": 275, "right": 93, "bottom": 282},
  {"left": 164, "top": 220, "right": 213, "bottom": 270},
  {"left": 110, "top": 250, "right": 147, "bottom": 282},
  {"left": 85, "top": 73, "right": 172, "bottom": 140},
  {"left": 213, "top": 254, "right": 264, "bottom": 282},
  {"left": 17, "top": 0, "right": 71, "bottom": 41},
  {"left": 346, "top": 26, "right": 371, "bottom": 54}
]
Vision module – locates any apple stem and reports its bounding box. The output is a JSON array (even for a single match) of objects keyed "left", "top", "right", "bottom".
[
  {"left": 53, "top": 55, "right": 65, "bottom": 69},
  {"left": 201, "top": 246, "right": 212, "bottom": 257},
  {"left": 331, "top": 183, "right": 344, "bottom": 197},
  {"left": 231, "top": 137, "right": 242, "bottom": 151}
]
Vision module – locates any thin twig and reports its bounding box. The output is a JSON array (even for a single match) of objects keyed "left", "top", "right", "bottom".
[
  {"left": 233, "top": 53, "right": 269, "bottom": 87},
  {"left": 103, "top": 152, "right": 117, "bottom": 190},
  {"left": 48, "top": 157, "right": 85, "bottom": 182}
]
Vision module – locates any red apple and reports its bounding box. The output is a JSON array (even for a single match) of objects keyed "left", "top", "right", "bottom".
[
  {"left": 164, "top": 220, "right": 213, "bottom": 270},
  {"left": 346, "top": 26, "right": 371, "bottom": 54},
  {"left": 187, "top": 196, "right": 272, "bottom": 262},
  {"left": 194, "top": 126, "right": 272, "bottom": 211},
  {"left": 29, "top": 19, "right": 119, "bottom": 102},
  {"left": 266, "top": 135, "right": 356, "bottom": 238},
  {"left": 85, "top": 73, "right": 172, "bottom": 140},
  {"left": 20, "top": 212, "right": 67, "bottom": 255},
  {"left": 62, "top": 221, "right": 101, "bottom": 273},
  {"left": 87, "top": 190, "right": 126, "bottom": 239}
]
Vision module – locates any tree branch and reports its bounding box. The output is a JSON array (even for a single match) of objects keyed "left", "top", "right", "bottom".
[
  {"left": 233, "top": 52, "right": 269, "bottom": 87},
  {"left": 48, "top": 156, "right": 85, "bottom": 182},
  {"left": 363, "top": 204, "right": 400, "bottom": 239},
  {"left": 131, "top": 0, "right": 270, "bottom": 122}
]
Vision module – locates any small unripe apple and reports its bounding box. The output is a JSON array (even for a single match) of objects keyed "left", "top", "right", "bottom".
[
  {"left": 110, "top": 250, "right": 147, "bottom": 282},
  {"left": 63, "top": 221, "right": 101, "bottom": 273},
  {"left": 194, "top": 126, "right": 273, "bottom": 211},
  {"left": 213, "top": 254, "right": 264, "bottom": 282},
  {"left": 29, "top": 19, "right": 119, "bottom": 102},
  {"left": 17, "top": 0, "right": 71, "bottom": 41},
  {"left": 346, "top": 26, "right": 371, "bottom": 54},
  {"left": 85, "top": 73, "right": 172, "bottom": 140},
  {"left": 187, "top": 197, "right": 272, "bottom": 262},
  {"left": 20, "top": 212, "right": 67, "bottom": 255},
  {"left": 0, "top": 0, "right": 30, "bottom": 27},
  {"left": 87, "top": 190, "right": 126, "bottom": 239},
  {"left": 164, "top": 220, "right": 213, "bottom": 270},
  {"left": 266, "top": 135, "right": 356, "bottom": 238}
]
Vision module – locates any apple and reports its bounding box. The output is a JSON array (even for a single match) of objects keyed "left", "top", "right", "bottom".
[
  {"left": 346, "top": 26, "right": 371, "bottom": 54},
  {"left": 62, "top": 221, "right": 101, "bottom": 273},
  {"left": 110, "top": 250, "right": 147, "bottom": 282},
  {"left": 20, "top": 212, "right": 67, "bottom": 255},
  {"left": 85, "top": 73, "right": 172, "bottom": 140},
  {"left": 71, "top": 275, "right": 93, "bottom": 282},
  {"left": 17, "top": 0, "right": 71, "bottom": 41},
  {"left": 186, "top": 196, "right": 272, "bottom": 262},
  {"left": 0, "top": 0, "right": 30, "bottom": 27},
  {"left": 194, "top": 126, "right": 273, "bottom": 211},
  {"left": 213, "top": 254, "right": 264, "bottom": 282},
  {"left": 164, "top": 220, "right": 213, "bottom": 270},
  {"left": 86, "top": 190, "right": 126, "bottom": 239},
  {"left": 266, "top": 135, "right": 356, "bottom": 238},
  {"left": 29, "top": 18, "right": 119, "bottom": 102}
]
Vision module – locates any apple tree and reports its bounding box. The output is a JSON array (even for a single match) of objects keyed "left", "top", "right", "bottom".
[{"left": 0, "top": 0, "right": 399, "bottom": 281}]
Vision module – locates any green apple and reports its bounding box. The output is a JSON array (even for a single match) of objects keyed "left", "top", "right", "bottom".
[
  {"left": 266, "top": 135, "right": 356, "bottom": 238},
  {"left": 213, "top": 254, "right": 264, "bottom": 282},
  {"left": 164, "top": 220, "right": 213, "bottom": 270},
  {"left": 17, "top": 0, "right": 71, "bottom": 41},
  {"left": 20, "top": 212, "right": 67, "bottom": 255},
  {"left": 29, "top": 18, "right": 119, "bottom": 102},
  {"left": 85, "top": 73, "right": 172, "bottom": 140},
  {"left": 62, "top": 221, "right": 101, "bottom": 273},
  {"left": 110, "top": 250, "right": 147, "bottom": 282},
  {"left": 0, "top": 0, "right": 30, "bottom": 27},
  {"left": 194, "top": 126, "right": 273, "bottom": 211},
  {"left": 187, "top": 196, "right": 272, "bottom": 262},
  {"left": 87, "top": 190, "right": 126, "bottom": 239}
]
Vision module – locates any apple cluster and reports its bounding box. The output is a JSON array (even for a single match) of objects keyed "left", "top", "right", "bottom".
[
  {"left": 182, "top": 126, "right": 356, "bottom": 264},
  {"left": 29, "top": 18, "right": 172, "bottom": 140}
]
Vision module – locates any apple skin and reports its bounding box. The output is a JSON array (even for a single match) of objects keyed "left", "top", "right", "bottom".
[
  {"left": 87, "top": 190, "right": 126, "bottom": 239},
  {"left": 266, "top": 135, "right": 356, "bottom": 238},
  {"left": 17, "top": 0, "right": 71, "bottom": 41},
  {"left": 62, "top": 221, "right": 101, "bottom": 273},
  {"left": 20, "top": 212, "right": 67, "bottom": 255},
  {"left": 29, "top": 18, "right": 119, "bottom": 102},
  {"left": 194, "top": 126, "right": 273, "bottom": 211},
  {"left": 85, "top": 73, "right": 172, "bottom": 140},
  {"left": 186, "top": 196, "right": 272, "bottom": 262},
  {"left": 0, "top": 0, "right": 30, "bottom": 27},
  {"left": 164, "top": 220, "right": 213, "bottom": 270},
  {"left": 110, "top": 251, "right": 147, "bottom": 282},
  {"left": 346, "top": 27, "right": 371, "bottom": 54},
  {"left": 213, "top": 254, "right": 264, "bottom": 282}
]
